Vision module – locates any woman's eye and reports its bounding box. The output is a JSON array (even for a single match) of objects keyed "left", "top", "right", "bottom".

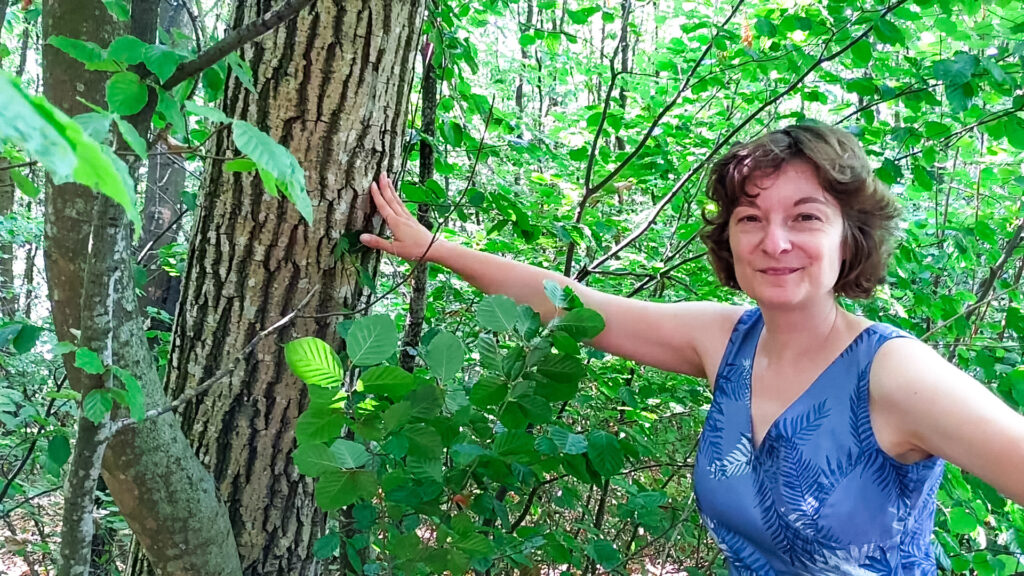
[
  {"left": 737, "top": 215, "right": 759, "bottom": 223},
  {"left": 796, "top": 213, "right": 821, "bottom": 222}
]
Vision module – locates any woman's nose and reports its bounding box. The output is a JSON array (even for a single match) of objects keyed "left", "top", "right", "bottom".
[{"left": 760, "top": 223, "right": 792, "bottom": 255}]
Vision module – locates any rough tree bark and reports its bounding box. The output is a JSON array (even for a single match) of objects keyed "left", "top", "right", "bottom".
[
  {"left": 0, "top": 161, "right": 14, "bottom": 318},
  {"left": 42, "top": 0, "right": 242, "bottom": 573},
  {"left": 150, "top": 1, "right": 424, "bottom": 574}
]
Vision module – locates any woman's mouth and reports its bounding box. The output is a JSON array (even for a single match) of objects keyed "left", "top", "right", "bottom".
[{"left": 759, "top": 267, "right": 802, "bottom": 275}]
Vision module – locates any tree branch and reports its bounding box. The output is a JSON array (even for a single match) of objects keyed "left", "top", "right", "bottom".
[
  {"left": 161, "top": 0, "right": 317, "bottom": 90},
  {"left": 104, "top": 285, "right": 320, "bottom": 438}
]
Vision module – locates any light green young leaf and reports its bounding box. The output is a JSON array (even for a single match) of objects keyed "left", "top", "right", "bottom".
[
  {"left": 155, "top": 87, "right": 186, "bottom": 138},
  {"left": 47, "top": 36, "right": 104, "bottom": 65},
  {"left": 143, "top": 44, "right": 184, "bottom": 84},
  {"left": 111, "top": 366, "right": 145, "bottom": 421},
  {"left": 10, "top": 170, "right": 39, "bottom": 199},
  {"left": 102, "top": 0, "right": 130, "bottom": 21},
  {"left": 106, "top": 35, "right": 148, "bottom": 64},
  {"left": 227, "top": 52, "right": 257, "bottom": 94},
  {"left": 284, "top": 337, "right": 344, "bottom": 387}
]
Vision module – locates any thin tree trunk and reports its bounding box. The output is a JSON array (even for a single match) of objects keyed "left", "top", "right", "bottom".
[
  {"left": 399, "top": 44, "right": 438, "bottom": 371},
  {"left": 42, "top": 0, "right": 242, "bottom": 573},
  {"left": 161, "top": 1, "right": 424, "bottom": 573},
  {"left": 0, "top": 159, "right": 14, "bottom": 318}
]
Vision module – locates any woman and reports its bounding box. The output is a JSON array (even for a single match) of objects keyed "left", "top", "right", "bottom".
[{"left": 360, "top": 124, "right": 1024, "bottom": 574}]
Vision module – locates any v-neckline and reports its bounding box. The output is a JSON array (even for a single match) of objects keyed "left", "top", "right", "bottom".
[{"left": 747, "top": 313, "right": 877, "bottom": 452}]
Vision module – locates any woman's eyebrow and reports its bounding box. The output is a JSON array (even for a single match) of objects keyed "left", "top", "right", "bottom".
[{"left": 794, "top": 196, "right": 829, "bottom": 207}]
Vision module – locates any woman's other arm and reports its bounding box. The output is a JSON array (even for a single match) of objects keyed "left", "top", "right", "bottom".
[{"left": 871, "top": 338, "right": 1024, "bottom": 505}]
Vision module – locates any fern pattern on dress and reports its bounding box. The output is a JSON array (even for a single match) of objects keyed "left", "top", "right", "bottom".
[{"left": 693, "top": 308, "right": 945, "bottom": 575}]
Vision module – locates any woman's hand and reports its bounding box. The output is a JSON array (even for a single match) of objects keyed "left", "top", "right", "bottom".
[{"left": 360, "top": 173, "right": 439, "bottom": 261}]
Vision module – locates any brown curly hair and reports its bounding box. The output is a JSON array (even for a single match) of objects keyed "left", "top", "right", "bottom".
[{"left": 700, "top": 124, "right": 900, "bottom": 299}]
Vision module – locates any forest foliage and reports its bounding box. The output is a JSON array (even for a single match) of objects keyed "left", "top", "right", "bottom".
[{"left": 1, "top": 0, "right": 1023, "bottom": 574}]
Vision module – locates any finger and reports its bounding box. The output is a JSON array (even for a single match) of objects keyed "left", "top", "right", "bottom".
[
  {"left": 369, "top": 181, "right": 396, "bottom": 220},
  {"left": 379, "top": 173, "right": 413, "bottom": 218},
  {"left": 359, "top": 233, "right": 394, "bottom": 254}
]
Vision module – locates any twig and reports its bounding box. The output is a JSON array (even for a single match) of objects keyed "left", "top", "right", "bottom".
[
  {"left": 0, "top": 487, "right": 62, "bottom": 520},
  {"left": 162, "top": 0, "right": 317, "bottom": 90},
  {"left": 921, "top": 277, "right": 1024, "bottom": 341},
  {"left": 136, "top": 208, "right": 190, "bottom": 264},
  {"left": 104, "top": 285, "right": 320, "bottom": 438},
  {"left": 0, "top": 160, "right": 36, "bottom": 172}
]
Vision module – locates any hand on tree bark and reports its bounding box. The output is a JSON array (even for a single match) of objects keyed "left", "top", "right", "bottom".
[{"left": 361, "top": 173, "right": 439, "bottom": 262}]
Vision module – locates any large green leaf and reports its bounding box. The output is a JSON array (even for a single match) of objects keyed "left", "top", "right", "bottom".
[
  {"left": 295, "top": 408, "right": 345, "bottom": 444},
  {"left": 74, "top": 348, "right": 105, "bottom": 375},
  {"left": 476, "top": 334, "right": 503, "bottom": 372},
  {"left": 345, "top": 315, "right": 398, "bottom": 366},
  {"left": 46, "top": 435, "right": 72, "bottom": 471},
  {"left": 549, "top": 427, "right": 588, "bottom": 455},
  {"left": 587, "top": 430, "right": 623, "bottom": 477},
  {"left": 476, "top": 294, "right": 519, "bottom": 332},
  {"left": 315, "top": 469, "right": 376, "bottom": 511},
  {"left": 47, "top": 36, "right": 104, "bottom": 65},
  {"left": 313, "top": 531, "right": 340, "bottom": 559},
  {"left": 359, "top": 365, "right": 415, "bottom": 399},
  {"left": 554, "top": 308, "right": 605, "bottom": 341},
  {"left": 330, "top": 439, "right": 371, "bottom": 468},
  {"left": 469, "top": 375, "right": 508, "bottom": 408},
  {"left": 106, "top": 35, "right": 147, "bottom": 64},
  {"left": 424, "top": 330, "right": 465, "bottom": 382},
  {"left": 0, "top": 73, "right": 141, "bottom": 236},
  {"left": 142, "top": 44, "right": 184, "bottom": 84},
  {"left": 535, "top": 353, "right": 584, "bottom": 385},
  {"left": 232, "top": 120, "right": 313, "bottom": 224},
  {"left": 404, "top": 423, "right": 443, "bottom": 459},
  {"left": 585, "top": 539, "right": 621, "bottom": 570},
  {"left": 106, "top": 72, "right": 148, "bottom": 116},
  {"left": 933, "top": 53, "right": 978, "bottom": 86},
  {"left": 292, "top": 442, "right": 339, "bottom": 477}
]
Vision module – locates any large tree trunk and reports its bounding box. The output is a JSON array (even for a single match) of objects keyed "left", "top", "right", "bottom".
[
  {"left": 42, "top": 1, "right": 242, "bottom": 573},
  {"left": 160, "top": 1, "right": 423, "bottom": 573}
]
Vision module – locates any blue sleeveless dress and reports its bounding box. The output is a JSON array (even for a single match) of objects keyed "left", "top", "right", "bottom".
[{"left": 694, "top": 308, "right": 945, "bottom": 575}]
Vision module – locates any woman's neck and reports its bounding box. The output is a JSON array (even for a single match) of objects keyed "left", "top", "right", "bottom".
[{"left": 757, "top": 297, "right": 845, "bottom": 365}]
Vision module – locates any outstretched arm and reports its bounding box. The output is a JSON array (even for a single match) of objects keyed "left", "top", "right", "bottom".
[{"left": 359, "top": 174, "right": 743, "bottom": 379}]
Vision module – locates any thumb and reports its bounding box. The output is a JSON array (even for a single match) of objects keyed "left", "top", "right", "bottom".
[{"left": 359, "top": 233, "right": 392, "bottom": 253}]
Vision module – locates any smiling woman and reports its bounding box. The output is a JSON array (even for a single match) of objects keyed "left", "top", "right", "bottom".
[{"left": 359, "top": 123, "right": 1024, "bottom": 575}]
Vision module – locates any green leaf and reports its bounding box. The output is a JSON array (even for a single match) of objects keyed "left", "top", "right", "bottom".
[
  {"left": 424, "top": 330, "right": 465, "bottom": 382},
  {"left": 227, "top": 52, "right": 257, "bottom": 94},
  {"left": 405, "top": 424, "right": 444, "bottom": 459},
  {"left": 586, "top": 539, "right": 621, "bottom": 570},
  {"left": 75, "top": 348, "right": 105, "bottom": 374},
  {"left": 345, "top": 315, "right": 397, "bottom": 366},
  {"left": 469, "top": 375, "right": 508, "bottom": 408},
  {"left": 83, "top": 389, "right": 114, "bottom": 424},
  {"left": 223, "top": 158, "right": 257, "bottom": 172},
  {"left": 11, "top": 323, "right": 42, "bottom": 354},
  {"left": 0, "top": 73, "right": 141, "bottom": 236},
  {"left": 114, "top": 117, "right": 148, "bottom": 158},
  {"left": 10, "top": 170, "right": 39, "bottom": 199},
  {"left": 184, "top": 100, "right": 231, "bottom": 124},
  {"left": 933, "top": 53, "right": 978, "bottom": 86},
  {"left": 543, "top": 279, "right": 582, "bottom": 310},
  {"left": 565, "top": 7, "right": 600, "bottom": 25},
  {"left": 1001, "top": 115, "right": 1024, "bottom": 150},
  {"left": 454, "top": 532, "right": 494, "bottom": 558},
  {"left": 231, "top": 120, "right": 312, "bottom": 223},
  {"left": 477, "top": 294, "right": 519, "bottom": 332},
  {"left": 549, "top": 427, "right": 588, "bottom": 455},
  {"left": 111, "top": 366, "right": 145, "bottom": 421},
  {"left": 47, "top": 36, "right": 104, "bottom": 65},
  {"left": 106, "top": 72, "right": 149, "bottom": 116},
  {"left": 313, "top": 531, "right": 340, "bottom": 559},
  {"left": 406, "top": 456, "right": 443, "bottom": 482},
  {"left": 326, "top": 440, "right": 368, "bottom": 469},
  {"left": 284, "top": 337, "right": 344, "bottom": 387},
  {"left": 587, "top": 430, "right": 623, "bottom": 477},
  {"left": 359, "top": 366, "right": 415, "bottom": 399},
  {"left": 293, "top": 442, "right": 339, "bottom": 477},
  {"left": 46, "top": 435, "right": 71, "bottom": 470},
  {"left": 477, "top": 334, "right": 503, "bottom": 372},
  {"left": 535, "top": 353, "right": 584, "bottom": 384},
  {"left": 554, "top": 308, "right": 605, "bottom": 341},
  {"left": 315, "top": 469, "right": 376, "bottom": 511},
  {"left": 102, "top": 0, "right": 130, "bottom": 20},
  {"left": 106, "top": 35, "right": 147, "bottom": 65},
  {"left": 155, "top": 87, "right": 186, "bottom": 138},
  {"left": 753, "top": 18, "right": 776, "bottom": 38},
  {"left": 142, "top": 44, "right": 184, "bottom": 84},
  {"left": 949, "top": 507, "right": 978, "bottom": 534},
  {"left": 872, "top": 17, "right": 903, "bottom": 46},
  {"left": 295, "top": 408, "right": 345, "bottom": 444},
  {"left": 850, "top": 40, "right": 872, "bottom": 66},
  {"left": 518, "top": 33, "right": 536, "bottom": 47}
]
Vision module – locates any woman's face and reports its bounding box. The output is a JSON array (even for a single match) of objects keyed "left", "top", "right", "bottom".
[{"left": 727, "top": 158, "right": 845, "bottom": 309}]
